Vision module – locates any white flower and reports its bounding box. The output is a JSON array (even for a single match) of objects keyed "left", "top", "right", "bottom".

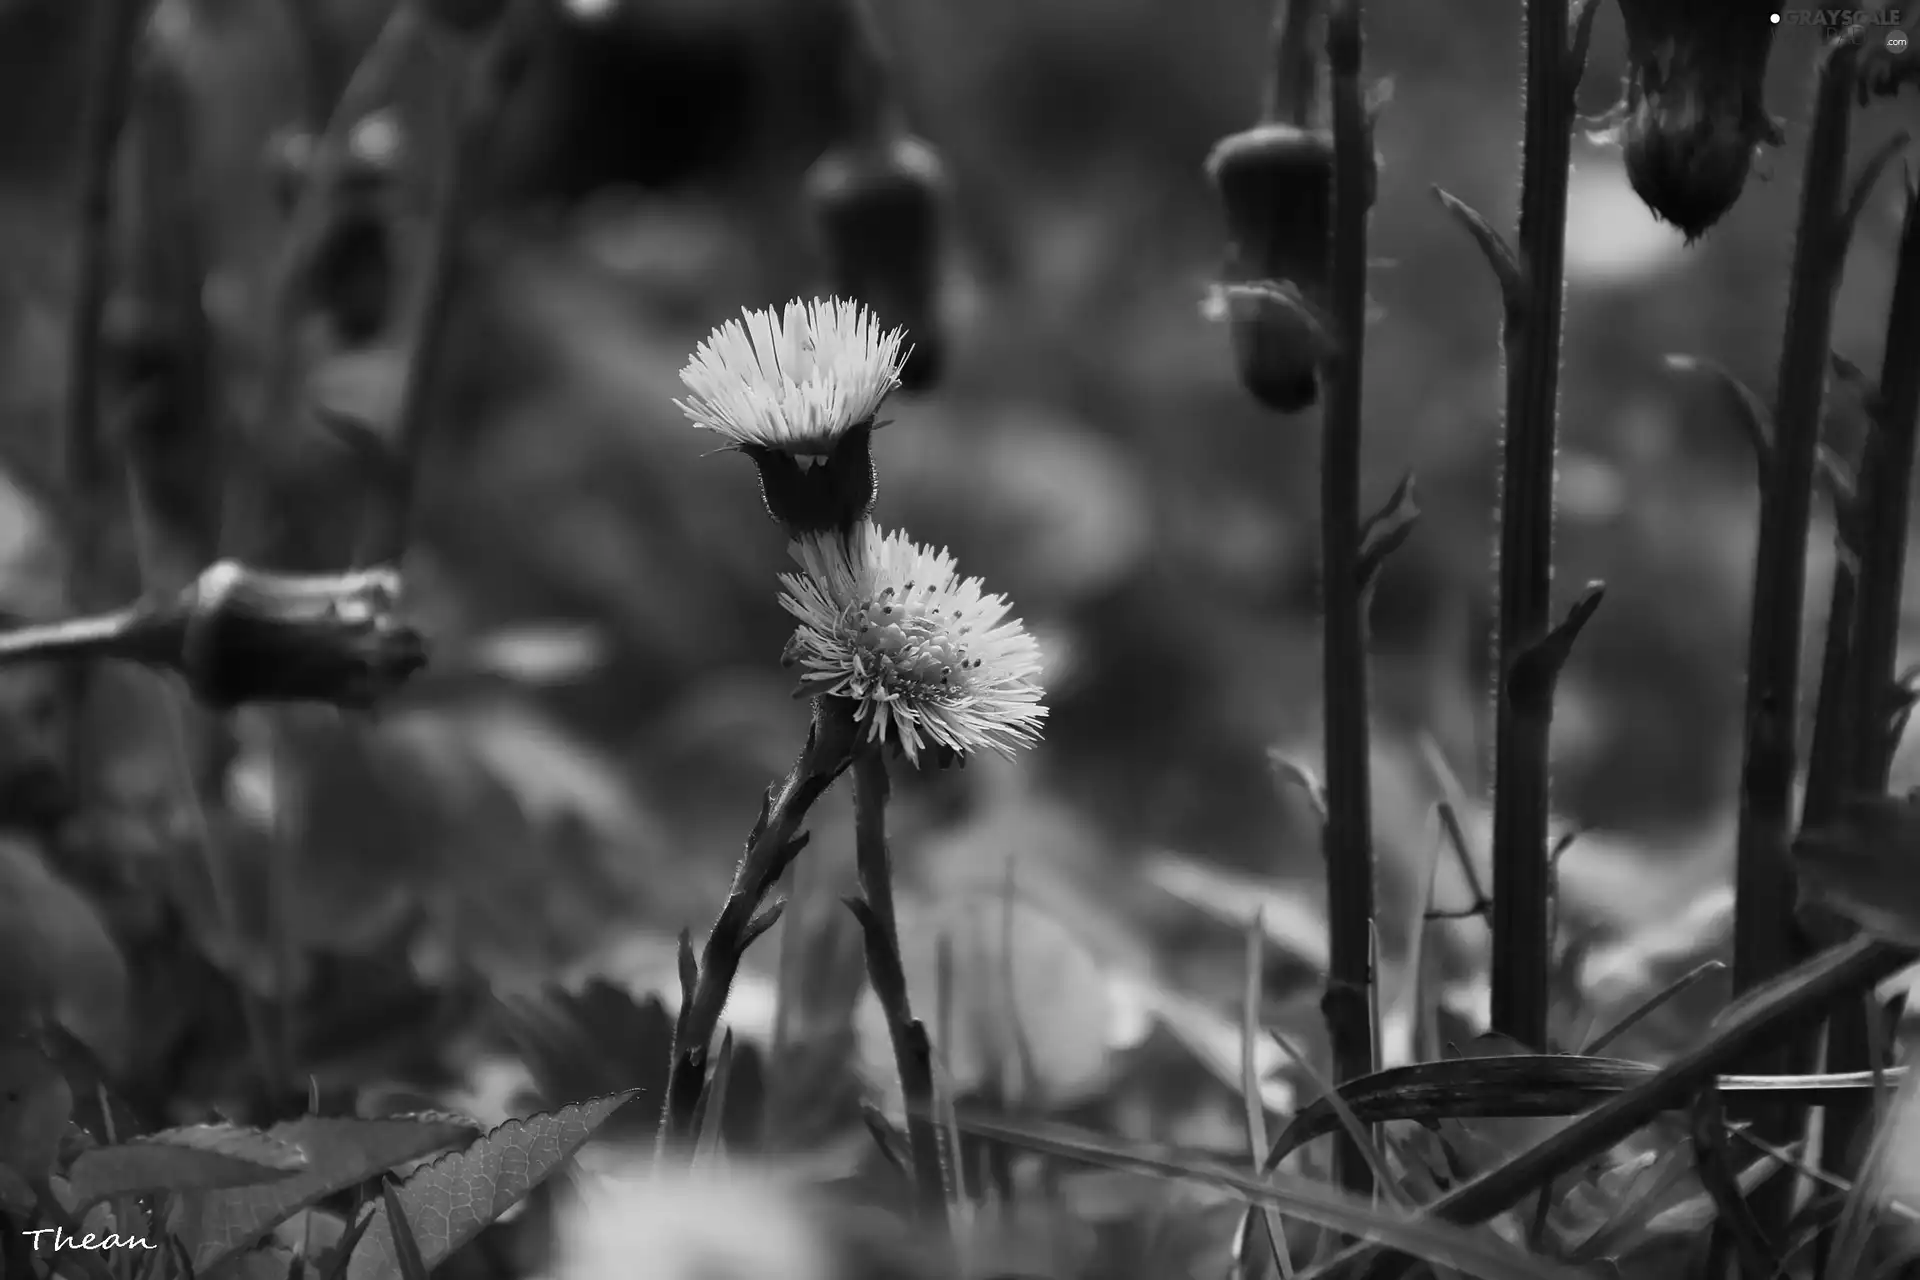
[
  {"left": 779, "top": 524, "right": 1047, "bottom": 765},
  {"left": 674, "top": 298, "right": 906, "bottom": 455},
  {"left": 553, "top": 1156, "right": 835, "bottom": 1280}
]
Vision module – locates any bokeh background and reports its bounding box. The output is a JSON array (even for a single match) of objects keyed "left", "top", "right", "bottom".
[{"left": 0, "top": 0, "right": 1918, "bottom": 1268}]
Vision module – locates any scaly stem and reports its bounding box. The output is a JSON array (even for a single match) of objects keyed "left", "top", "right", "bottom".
[
  {"left": 1730, "top": 39, "right": 1860, "bottom": 1156},
  {"left": 62, "top": 0, "right": 152, "bottom": 782},
  {"left": 1822, "top": 172, "right": 1920, "bottom": 1190},
  {"left": 850, "top": 749, "right": 951, "bottom": 1229},
  {"left": 1318, "top": 0, "right": 1376, "bottom": 1200},
  {"left": 1487, "top": 0, "right": 1575, "bottom": 1052},
  {"left": 657, "top": 701, "right": 856, "bottom": 1148},
  {"left": 355, "top": 22, "right": 519, "bottom": 566}
]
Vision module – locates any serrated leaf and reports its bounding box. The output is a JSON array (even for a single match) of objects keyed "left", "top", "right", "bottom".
[
  {"left": 378, "top": 1179, "right": 430, "bottom": 1280},
  {"left": 345, "top": 1092, "right": 636, "bottom": 1280},
  {"left": 175, "top": 1113, "right": 481, "bottom": 1272},
  {"left": 66, "top": 1125, "right": 306, "bottom": 1208}
]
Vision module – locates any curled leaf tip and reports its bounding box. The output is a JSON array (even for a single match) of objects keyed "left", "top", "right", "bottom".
[{"left": 1431, "top": 187, "right": 1524, "bottom": 318}]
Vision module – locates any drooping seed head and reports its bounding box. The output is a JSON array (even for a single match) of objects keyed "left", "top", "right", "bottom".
[
  {"left": 1616, "top": 0, "right": 1782, "bottom": 240},
  {"left": 1205, "top": 122, "right": 1376, "bottom": 413},
  {"left": 803, "top": 135, "right": 948, "bottom": 392},
  {"left": 175, "top": 562, "right": 428, "bottom": 710}
]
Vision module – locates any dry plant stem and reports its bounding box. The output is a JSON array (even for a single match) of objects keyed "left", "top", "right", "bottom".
[
  {"left": 1317, "top": 0, "right": 1377, "bottom": 1201},
  {"left": 1487, "top": 0, "right": 1574, "bottom": 1051},
  {"left": 1731, "top": 38, "right": 1860, "bottom": 1150},
  {"left": 226, "top": 3, "right": 424, "bottom": 557},
  {"left": 61, "top": 0, "right": 152, "bottom": 781},
  {"left": 1323, "top": 935, "right": 1919, "bottom": 1279},
  {"left": 355, "top": 29, "right": 515, "bottom": 565},
  {"left": 839, "top": 0, "right": 906, "bottom": 148},
  {"left": 0, "top": 609, "right": 165, "bottom": 668},
  {"left": 850, "top": 749, "right": 951, "bottom": 1229},
  {"left": 1823, "top": 176, "right": 1920, "bottom": 1190},
  {"left": 656, "top": 703, "right": 856, "bottom": 1148},
  {"left": 126, "top": 42, "right": 220, "bottom": 566}
]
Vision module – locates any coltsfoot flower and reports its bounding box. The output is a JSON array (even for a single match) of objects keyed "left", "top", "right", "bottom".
[
  {"left": 778, "top": 524, "right": 1046, "bottom": 766},
  {"left": 1615, "top": 0, "right": 1783, "bottom": 241},
  {"left": 676, "top": 298, "right": 907, "bottom": 535}
]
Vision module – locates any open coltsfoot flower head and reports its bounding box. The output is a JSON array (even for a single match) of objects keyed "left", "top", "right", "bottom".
[
  {"left": 778, "top": 524, "right": 1046, "bottom": 767},
  {"left": 1615, "top": 0, "right": 1783, "bottom": 241},
  {"left": 676, "top": 298, "right": 907, "bottom": 536}
]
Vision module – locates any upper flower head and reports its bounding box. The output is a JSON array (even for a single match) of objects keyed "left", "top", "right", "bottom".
[
  {"left": 674, "top": 298, "right": 907, "bottom": 456},
  {"left": 778, "top": 525, "right": 1046, "bottom": 766},
  {"left": 1612, "top": 0, "right": 1782, "bottom": 241}
]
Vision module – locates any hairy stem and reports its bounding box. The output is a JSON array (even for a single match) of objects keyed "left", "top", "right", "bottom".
[
  {"left": 1730, "top": 39, "right": 1860, "bottom": 1161},
  {"left": 1317, "top": 0, "right": 1377, "bottom": 1200},
  {"left": 1487, "top": 0, "right": 1575, "bottom": 1051},
  {"left": 657, "top": 701, "right": 856, "bottom": 1148},
  {"left": 1822, "top": 171, "right": 1920, "bottom": 1190},
  {"left": 850, "top": 749, "right": 951, "bottom": 1228}
]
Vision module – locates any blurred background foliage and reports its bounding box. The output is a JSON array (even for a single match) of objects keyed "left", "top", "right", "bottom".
[{"left": 0, "top": 0, "right": 1917, "bottom": 1245}]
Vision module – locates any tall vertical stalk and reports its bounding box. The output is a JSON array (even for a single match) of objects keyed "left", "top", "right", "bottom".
[
  {"left": 1820, "top": 171, "right": 1920, "bottom": 1190},
  {"left": 848, "top": 750, "right": 950, "bottom": 1231},
  {"left": 354, "top": 19, "right": 518, "bottom": 566},
  {"left": 1318, "top": 0, "right": 1377, "bottom": 1199},
  {"left": 62, "top": 0, "right": 152, "bottom": 781},
  {"left": 1483, "top": 0, "right": 1581, "bottom": 1050},
  {"left": 1730, "top": 38, "right": 1861, "bottom": 1145}
]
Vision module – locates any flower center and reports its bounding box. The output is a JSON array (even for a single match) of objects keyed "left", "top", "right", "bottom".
[{"left": 840, "top": 583, "right": 984, "bottom": 698}]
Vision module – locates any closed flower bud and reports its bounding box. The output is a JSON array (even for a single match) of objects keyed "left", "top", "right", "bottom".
[
  {"left": 1205, "top": 123, "right": 1374, "bottom": 414},
  {"left": 174, "top": 562, "right": 428, "bottom": 710},
  {"left": 1616, "top": 0, "right": 1782, "bottom": 241},
  {"left": 803, "top": 135, "right": 946, "bottom": 393}
]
